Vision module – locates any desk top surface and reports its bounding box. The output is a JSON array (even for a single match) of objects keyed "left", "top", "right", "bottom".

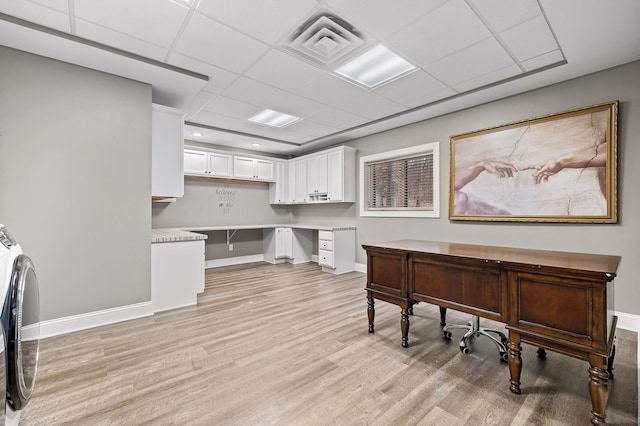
[{"left": 363, "top": 239, "right": 621, "bottom": 275}]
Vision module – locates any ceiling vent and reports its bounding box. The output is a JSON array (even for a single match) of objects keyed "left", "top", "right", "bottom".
[{"left": 281, "top": 12, "right": 368, "bottom": 69}]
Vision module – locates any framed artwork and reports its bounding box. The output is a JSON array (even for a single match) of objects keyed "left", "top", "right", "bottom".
[{"left": 449, "top": 101, "right": 618, "bottom": 223}]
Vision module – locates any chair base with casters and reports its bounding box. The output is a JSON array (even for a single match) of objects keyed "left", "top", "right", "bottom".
[{"left": 443, "top": 315, "right": 509, "bottom": 361}]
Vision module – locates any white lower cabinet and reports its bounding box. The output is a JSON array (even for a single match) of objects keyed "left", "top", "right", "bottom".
[
  {"left": 263, "top": 227, "right": 312, "bottom": 264},
  {"left": 151, "top": 240, "right": 204, "bottom": 312},
  {"left": 318, "top": 229, "right": 355, "bottom": 275}
]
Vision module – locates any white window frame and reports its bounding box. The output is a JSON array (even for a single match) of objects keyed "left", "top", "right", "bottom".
[{"left": 359, "top": 142, "right": 440, "bottom": 218}]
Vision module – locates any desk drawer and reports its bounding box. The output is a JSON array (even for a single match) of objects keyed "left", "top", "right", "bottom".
[
  {"left": 319, "top": 249, "right": 334, "bottom": 267},
  {"left": 319, "top": 239, "right": 333, "bottom": 251},
  {"left": 318, "top": 230, "right": 333, "bottom": 242}
]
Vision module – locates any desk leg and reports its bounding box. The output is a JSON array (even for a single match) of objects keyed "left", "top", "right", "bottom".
[
  {"left": 508, "top": 331, "right": 522, "bottom": 395},
  {"left": 588, "top": 353, "right": 609, "bottom": 425},
  {"left": 367, "top": 296, "right": 375, "bottom": 333},
  {"left": 401, "top": 306, "right": 410, "bottom": 348}
]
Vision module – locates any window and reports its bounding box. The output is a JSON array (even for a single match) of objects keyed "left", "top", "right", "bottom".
[{"left": 359, "top": 142, "right": 439, "bottom": 217}]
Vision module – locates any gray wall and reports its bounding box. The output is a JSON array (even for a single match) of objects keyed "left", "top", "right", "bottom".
[
  {"left": 0, "top": 47, "right": 152, "bottom": 321},
  {"left": 293, "top": 60, "right": 640, "bottom": 316}
]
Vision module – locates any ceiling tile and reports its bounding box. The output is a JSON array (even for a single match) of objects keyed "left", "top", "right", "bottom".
[
  {"left": 521, "top": 49, "right": 565, "bottom": 72},
  {"left": 29, "top": 0, "right": 69, "bottom": 13},
  {"left": 75, "top": 19, "right": 168, "bottom": 61},
  {"left": 182, "top": 91, "right": 218, "bottom": 119},
  {"left": 168, "top": 53, "right": 239, "bottom": 94},
  {"left": 191, "top": 110, "right": 239, "bottom": 130},
  {"left": 222, "top": 77, "right": 326, "bottom": 118},
  {"left": 327, "top": 0, "right": 447, "bottom": 40},
  {"left": 244, "top": 49, "right": 328, "bottom": 94},
  {"left": 174, "top": 12, "right": 270, "bottom": 73},
  {"left": 288, "top": 120, "right": 341, "bottom": 138},
  {"left": 374, "top": 69, "right": 451, "bottom": 108},
  {"left": 500, "top": 15, "right": 559, "bottom": 62},
  {"left": 453, "top": 63, "right": 521, "bottom": 93},
  {"left": 196, "top": 0, "right": 318, "bottom": 44},
  {"left": 388, "top": 0, "right": 492, "bottom": 65},
  {"left": 425, "top": 37, "right": 515, "bottom": 87},
  {"left": 202, "top": 96, "right": 260, "bottom": 120},
  {"left": 303, "top": 107, "right": 368, "bottom": 130},
  {"left": 298, "top": 74, "right": 407, "bottom": 120},
  {"left": 469, "top": 0, "right": 542, "bottom": 32},
  {"left": 74, "top": 0, "right": 188, "bottom": 48},
  {"left": 0, "top": 0, "right": 70, "bottom": 32}
]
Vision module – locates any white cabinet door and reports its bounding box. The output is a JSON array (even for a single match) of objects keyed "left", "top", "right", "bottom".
[
  {"left": 152, "top": 105, "right": 185, "bottom": 198},
  {"left": 208, "top": 152, "right": 233, "bottom": 177},
  {"left": 275, "top": 227, "right": 287, "bottom": 258},
  {"left": 288, "top": 161, "right": 297, "bottom": 203},
  {"left": 234, "top": 156, "right": 274, "bottom": 181},
  {"left": 284, "top": 227, "right": 293, "bottom": 258},
  {"left": 307, "top": 154, "right": 328, "bottom": 196},
  {"left": 184, "top": 149, "right": 209, "bottom": 176},
  {"left": 269, "top": 161, "right": 287, "bottom": 204},
  {"left": 255, "top": 159, "right": 274, "bottom": 180},
  {"left": 233, "top": 156, "right": 257, "bottom": 179},
  {"left": 327, "top": 149, "right": 344, "bottom": 202},
  {"left": 294, "top": 159, "right": 308, "bottom": 203}
]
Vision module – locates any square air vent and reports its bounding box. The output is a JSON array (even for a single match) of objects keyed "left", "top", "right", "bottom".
[{"left": 280, "top": 12, "right": 368, "bottom": 69}]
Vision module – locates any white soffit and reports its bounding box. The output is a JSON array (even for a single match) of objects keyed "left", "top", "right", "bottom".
[{"left": 0, "top": 14, "right": 208, "bottom": 107}]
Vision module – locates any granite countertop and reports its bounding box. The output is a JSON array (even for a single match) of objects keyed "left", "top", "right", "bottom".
[
  {"left": 179, "top": 224, "right": 356, "bottom": 232},
  {"left": 152, "top": 228, "right": 208, "bottom": 243}
]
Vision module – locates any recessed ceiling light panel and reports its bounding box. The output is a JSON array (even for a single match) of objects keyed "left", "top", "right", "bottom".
[
  {"left": 248, "top": 109, "right": 301, "bottom": 128},
  {"left": 334, "top": 45, "right": 417, "bottom": 88}
]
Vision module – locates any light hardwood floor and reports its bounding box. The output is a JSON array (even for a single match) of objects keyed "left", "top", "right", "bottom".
[{"left": 21, "top": 262, "right": 637, "bottom": 425}]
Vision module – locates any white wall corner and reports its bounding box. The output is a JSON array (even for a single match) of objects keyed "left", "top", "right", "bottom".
[{"left": 355, "top": 262, "right": 367, "bottom": 273}]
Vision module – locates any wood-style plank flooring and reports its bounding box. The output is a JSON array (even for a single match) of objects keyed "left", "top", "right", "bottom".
[{"left": 21, "top": 262, "right": 637, "bottom": 425}]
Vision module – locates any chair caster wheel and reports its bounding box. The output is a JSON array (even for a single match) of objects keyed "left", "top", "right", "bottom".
[
  {"left": 443, "top": 331, "right": 452, "bottom": 340},
  {"left": 460, "top": 346, "right": 470, "bottom": 354},
  {"left": 500, "top": 352, "right": 508, "bottom": 362}
]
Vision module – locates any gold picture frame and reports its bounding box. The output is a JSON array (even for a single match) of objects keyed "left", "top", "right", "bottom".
[{"left": 449, "top": 101, "right": 618, "bottom": 223}]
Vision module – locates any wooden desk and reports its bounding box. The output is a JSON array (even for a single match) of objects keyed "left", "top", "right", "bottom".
[{"left": 363, "top": 240, "right": 620, "bottom": 425}]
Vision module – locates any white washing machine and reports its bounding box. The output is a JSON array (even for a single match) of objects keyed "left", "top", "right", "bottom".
[{"left": 0, "top": 225, "right": 40, "bottom": 425}]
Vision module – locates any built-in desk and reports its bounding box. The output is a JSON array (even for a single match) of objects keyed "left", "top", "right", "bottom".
[
  {"left": 363, "top": 239, "right": 620, "bottom": 425},
  {"left": 180, "top": 224, "right": 356, "bottom": 274}
]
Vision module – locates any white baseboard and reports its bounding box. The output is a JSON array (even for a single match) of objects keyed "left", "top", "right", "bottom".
[
  {"left": 37, "top": 301, "right": 153, "bottom": 339},
  {"left": 205, "top": 254, "right": 264, "bottom": 269},
  {"left": 355, "top": 262, "right": 366, "bottom": 273},
  {"left": 615, "top": 311, "right": 640, "bottom": 332}
]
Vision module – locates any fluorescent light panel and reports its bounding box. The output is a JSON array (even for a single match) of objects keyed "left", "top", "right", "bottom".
[
  {"left": 334, "top": 44, "right": 416, "bottom": 88},
  {"left": 248, "top": 109, "right": 300, "bottom": 128}
]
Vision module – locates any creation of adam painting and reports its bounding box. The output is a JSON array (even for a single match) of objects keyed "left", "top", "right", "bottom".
[{"left": 449, "top": 101, "right": 618, "bottom": 223}]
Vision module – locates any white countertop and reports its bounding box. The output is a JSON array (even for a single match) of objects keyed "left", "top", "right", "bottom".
[
  {"left": 152, "top": 224, "right": 356, "bottom": 243},
  {"left": 152, "top": 228, "right": 208, "bottom": 243},
  {"left": 180, "top": 224, "right": 356, "bottom": 232}
]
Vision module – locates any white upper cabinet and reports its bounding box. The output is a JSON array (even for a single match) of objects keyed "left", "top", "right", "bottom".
[
  {"left": 184, "top": 149, "right": 232, "bottom": 178},
  {"left": 234, "top": 156, "right": 274, "bottom": 181},
  {"left": 269, "top": 161, "right": 287, "bottom": 204},
  {"left": 152, "top": 104, "right": 185, "bottom": 199},
  {"left": 327, "top": 147, "right": 356, "bottom": 202},
  {"left": 182, "top": 145, "right": 355, "bottom": 204},
  {"left": 294, "top": 158, "right": 308, "bottom": 203},
  {"left": 307, "top": 153, "right": 328, "bottom": 201}
]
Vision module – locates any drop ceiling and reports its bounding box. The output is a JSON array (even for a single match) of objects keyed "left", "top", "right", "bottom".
[{"left": 1, "top": 0, "right": 639, "bottom": 156}]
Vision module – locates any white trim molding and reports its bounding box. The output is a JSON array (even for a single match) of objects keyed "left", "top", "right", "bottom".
[
  {"left": 615, "top": 311, "right": 640, "bottom": 332},
  {"left": 36, "top": 301, "right": 153, "bottom": 339}
]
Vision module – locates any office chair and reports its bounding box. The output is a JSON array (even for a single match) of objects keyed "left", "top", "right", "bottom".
[{"left": 443, "top": 315, "right": 509, "bottom": 361}]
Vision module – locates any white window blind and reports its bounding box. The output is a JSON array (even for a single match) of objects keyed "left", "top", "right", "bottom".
[
  {"left": 359, "top": 142, "right": 440, "bottom": 218},
  {"left": 365, "top": 154, "right": 433, "bottom": 210}
]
